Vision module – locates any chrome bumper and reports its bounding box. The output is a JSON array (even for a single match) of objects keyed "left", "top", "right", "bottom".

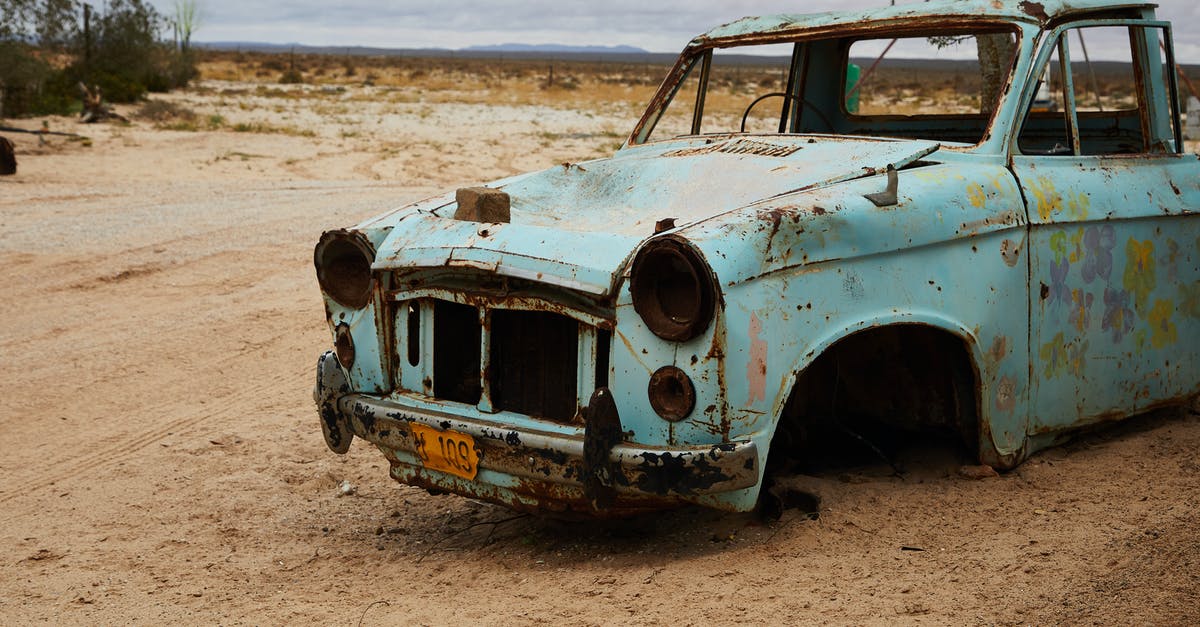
[{"left": 314, "top": 352, "right": 759, "bottom": 513}]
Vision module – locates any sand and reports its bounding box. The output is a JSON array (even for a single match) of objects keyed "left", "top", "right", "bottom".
[{"left": 1, "top": 81, "right": 1197, "bottom": 625}]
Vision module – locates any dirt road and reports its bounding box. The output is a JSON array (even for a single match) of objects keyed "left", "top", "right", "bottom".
[{"left": 1, "top": 90, "right": 1197, "bottom": 625}]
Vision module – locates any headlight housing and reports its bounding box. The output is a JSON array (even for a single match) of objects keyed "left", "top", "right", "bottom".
[
  {"left": 315, "top": 230, "right": 375, "bottom": 309},
  {"left": 630, "top": 236, "right": 716, "bottom": 342},
  {"left": 648, "top": 366, "right": 695, "bottom": 421}
]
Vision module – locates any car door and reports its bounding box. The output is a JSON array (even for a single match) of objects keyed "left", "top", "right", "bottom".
[{"left": 1010, "top": 17, "right": 1200, "bottom": 438}]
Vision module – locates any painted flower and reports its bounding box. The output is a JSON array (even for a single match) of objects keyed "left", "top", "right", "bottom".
[
  {"left": 1122, "top": 238, "right": 1156, "bottom": 316},
  {"left": 1032, "top": 176, "right": 1062, "bottom": 221},
  {"left": 1067, "top": 228, "right": 1085, "bottom": 264},
  {"left": 1069, "top": 289, "right": 1094, "bottom": 332},
  {"left": 967, "top": 183, "right": 986, "bottom": 208},
  {"left": 1080, "top": 224, "right": 1115, "bottom": 283},
  {"left": 1039, "top": 332, "right": 1068, "bottom": 379},
  {"left": 1158, "top": 238, "right": 1179, "bottom": 283},
  {"left": 1179, "top": 282, "right": 1200, "bottom": 320},
  {"left": 1101, "top": 288, "right": 1135, "bottom": 343},
  {"left": 1048, "top": 257, "right": 1070, "bottom": 310},
  {"left": 1148, "top": 299, "right": 1177, "bottom": 349},
  {"left": 1050, "top": 229, "right": 1068, "bottom": 263},
  {"left": 1068, "top": 340, "right": 1089, "bottom": 377},
  {"left": 1067, "top": 191, "right": 1090, "bottom": 220}
]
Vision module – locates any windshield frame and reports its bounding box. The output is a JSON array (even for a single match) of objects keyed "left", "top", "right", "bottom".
[{"left": 628, "top": 18, "right": 1035, "bottom": 154}]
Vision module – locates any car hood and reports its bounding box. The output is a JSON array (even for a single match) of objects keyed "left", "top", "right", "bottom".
[{"left": 374, "top": 136, "right": 940, "bottom": 296}]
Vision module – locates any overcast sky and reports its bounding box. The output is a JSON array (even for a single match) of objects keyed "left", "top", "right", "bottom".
[{"left": 155, "top": 0, "right": 1200, "bottom": 62}]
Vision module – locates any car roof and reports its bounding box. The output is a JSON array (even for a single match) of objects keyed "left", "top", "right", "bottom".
[{"left": 694, "top": 0, "right": 1156, "bottom": 46}]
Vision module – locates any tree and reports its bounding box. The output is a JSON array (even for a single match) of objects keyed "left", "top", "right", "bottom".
[
  {"left": 172, "top": 0, "right": 201, "bottom": 56},
  {"left": 0, "top": 0, "right": 199, "bottom": 116}
]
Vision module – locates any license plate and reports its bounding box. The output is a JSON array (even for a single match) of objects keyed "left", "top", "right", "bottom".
[{"left": 410, "top": 423, "right": 480, "bottom": 480}]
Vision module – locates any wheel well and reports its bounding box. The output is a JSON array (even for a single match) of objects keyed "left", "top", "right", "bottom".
[{"left": 767, "top": 324, "right": 980, "bottom": 475}]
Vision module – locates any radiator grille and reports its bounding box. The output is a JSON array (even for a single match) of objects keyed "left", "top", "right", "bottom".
[{"left": 489, "top": 309, "right": 579, "bottom": 422}]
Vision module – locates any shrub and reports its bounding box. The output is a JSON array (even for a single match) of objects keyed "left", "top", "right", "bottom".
[
  {"left": 279, "top": 69, "right": 304, "bottom": 84},
  {"left": 0, "top": 0, "right": 199, "bottom": 116}
]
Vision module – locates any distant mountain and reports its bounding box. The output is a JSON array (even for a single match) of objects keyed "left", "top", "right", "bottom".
[
  {"left": 194, "top": 41, "right": 671, "bottom": 63},
  {"left": 463, "top": 43, "right": 647, "bottom": 54}
]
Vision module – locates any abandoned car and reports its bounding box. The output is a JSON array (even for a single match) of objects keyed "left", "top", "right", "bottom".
[{"left": 313, "top": 0, "right": 1198, "bottom": 515}]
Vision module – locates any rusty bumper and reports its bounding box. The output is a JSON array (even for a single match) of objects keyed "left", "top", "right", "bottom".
[{"left": 314, "top": 352, "right": 759, "bottom": 514}]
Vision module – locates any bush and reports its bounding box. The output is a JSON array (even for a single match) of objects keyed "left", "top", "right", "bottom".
[
  {"left": 279, "top": 69, "right": 304, "bottom": 84},
  {"left": 0, "top": 0, "right": 198, "bottom": 117}
]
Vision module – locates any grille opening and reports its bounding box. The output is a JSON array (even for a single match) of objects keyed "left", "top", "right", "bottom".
[
  {"left": 595, "top": 329, "right": 611, "bottom": 390},
  {"left": 433, "top": 300, "right": 482, "bottom": 404},
  {"left": 490, "top": 310, "right": 578, "bottom": 422},
  {"left": 406, "top": 302, "right": 420, "bottom": 367}
]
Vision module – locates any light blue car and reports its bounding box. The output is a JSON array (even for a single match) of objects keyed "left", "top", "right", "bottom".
[{"left": 313, "top": 0, "right": 1198, "bottom": 516}]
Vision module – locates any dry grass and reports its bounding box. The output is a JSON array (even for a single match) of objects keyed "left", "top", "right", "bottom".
[
  {"left": 195, "top": 50, "right": 665, "bottom": 114},
  {"left": 184, "top": 49, "right": 1173, "bottom": 142}
]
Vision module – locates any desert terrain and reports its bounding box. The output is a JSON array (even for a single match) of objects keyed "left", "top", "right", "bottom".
[{"left": 1, "top": 55, "right": 1198, "bottom": 625}]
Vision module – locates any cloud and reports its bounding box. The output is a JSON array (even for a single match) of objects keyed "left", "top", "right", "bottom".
[{"left": 162, "top": 0, "right": 1200, "bottom": 62}]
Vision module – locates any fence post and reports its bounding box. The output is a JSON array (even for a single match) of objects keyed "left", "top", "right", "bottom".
[{"left": 1187, "top": 96, "right": 1200, "bottom": 141}]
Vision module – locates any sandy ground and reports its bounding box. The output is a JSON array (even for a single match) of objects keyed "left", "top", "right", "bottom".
[{"left": 1, "top": 82, "right": 1198, "bottom": 625}]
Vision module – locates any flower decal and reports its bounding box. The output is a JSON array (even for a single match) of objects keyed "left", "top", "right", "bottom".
[
  {"left": 1069, "top": 289, "right": 1094, "bottom": 332},
  {"left": 1180, "top": 282, "right": 1200, "bottom": 320},
  {"left": 1031, "top": 176, "right": 1062, "bottom": 221},
  {"left": 967, "top": 183, "right": 986, "bottom": 208},
  {"left": 1068, "top": 340, "right": 1089, "bottom": 377},
  {"left": 1101, "top": 288, "right": 1135, "bottom": 343},
  {"left": 1080, "top": 224, "right": 1114, "bottom": 284},
  {"left": 1039, "top": 332, "right": 1068, "bottom": 379},
  {"left": 1148, "top": 299, "right": 1177, "bottom": 349},
  {"left": 1067, "top": 191, "right": 1090, "bottom": 220},
  {"left": 1122, "top": 238, "right": 1156, "bottom": 316},
  {"left": 1158, "top": 239, "right": 1179, "bottom": 283},
  {"left": 1045, "top": 230, "right": 1072, "bottom": 309}
]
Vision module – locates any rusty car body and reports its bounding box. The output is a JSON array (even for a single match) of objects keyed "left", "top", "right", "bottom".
[{"left": 312, "top": 0, "right": 1199, "bottom": 515}]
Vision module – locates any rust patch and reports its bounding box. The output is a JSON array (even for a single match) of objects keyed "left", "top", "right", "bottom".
[
  {"left": 994, "top": 375, "right": 1017, "bottom": 412},
  {"left": 989, "top": 336, "right": 1008, "bottom": 363},
  {"left": 1018, "top": 1, "right": 1049, "bottom": 22},
  {"left": 746, "top": 312, "right": 767, "bottom": 405},
  {"left": 1001, "top": 239, "right": 1021, "bottom": 267}
]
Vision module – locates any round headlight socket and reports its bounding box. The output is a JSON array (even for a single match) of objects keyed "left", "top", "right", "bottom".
[
  {"left": 630, "top": 237, "right": 716, "bottom": 342},
  {"left": 648, "top": 365, "right": 696, "bottom": 422},
  {"left": 334, "top": 323, "right": 356, "bottom": 370},
  {"left": 315, "top": 230, "right": 375, "bottom": 309}
]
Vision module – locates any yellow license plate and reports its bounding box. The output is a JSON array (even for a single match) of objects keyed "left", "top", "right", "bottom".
[{"left": 410, "top": 422, "right": 480, "bottom": 480}]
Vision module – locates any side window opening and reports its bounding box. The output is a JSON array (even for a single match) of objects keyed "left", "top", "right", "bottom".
[{"left": 1018, "top": 25, "right": 1178, "bottom": 156}]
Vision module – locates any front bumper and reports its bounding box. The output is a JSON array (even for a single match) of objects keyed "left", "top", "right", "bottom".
[{"left": 314, "top": 352, "right": 759, "bottom": 514}]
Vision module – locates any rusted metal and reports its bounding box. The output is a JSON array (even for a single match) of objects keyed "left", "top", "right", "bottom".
[
  {"left": 629, "top": 236, "right": 717, "bottom": 342},
  {"left": 647, "top": 366, "right": 696, "bottom": 422},
  {"left": 582, "top": 387, "right": 622, "bottom": 510},
  {"left": 333, "top": 324, "right": 355, "bottom": 370},
  {"left": 863, "top": 164, "right": 899, "bottom": 207},
  {"left": 490, "top": 309, "right": 579, "bottom": 423},
  {"left": 314, "top": 229, "right": 375, "bottom": 309},
  {"left": 311, "top": 0, "right": 1198, "bottom": 516}
]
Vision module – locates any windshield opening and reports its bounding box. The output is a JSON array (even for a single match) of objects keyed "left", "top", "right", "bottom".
[{"left": 636, "top": 26, "right": 1019, "bottom": 147}]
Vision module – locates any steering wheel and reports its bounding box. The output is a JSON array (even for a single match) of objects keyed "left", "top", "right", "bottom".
[{"left": 740, "top": 92, "right": 834, "bottom": 133}]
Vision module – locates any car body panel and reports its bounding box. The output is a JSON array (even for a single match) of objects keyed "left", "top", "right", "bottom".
[{"left": 311, "top": 0, "right": 1198, "bottom": 516}]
